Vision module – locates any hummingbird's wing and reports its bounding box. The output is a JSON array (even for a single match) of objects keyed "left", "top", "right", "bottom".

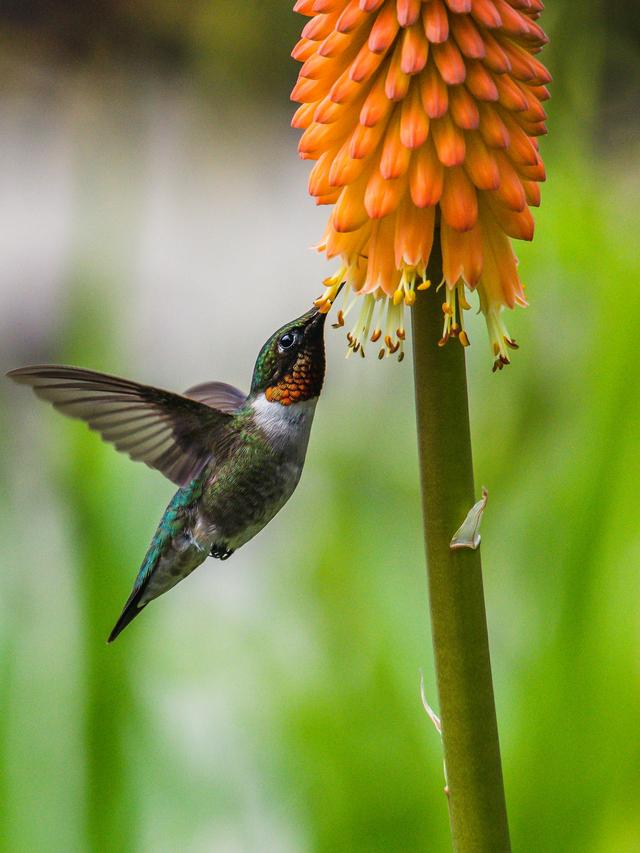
[
  {"left": 7, "top": 365, "right": 237, "bottom": 487},
  {"left": 183, "top": 381, "right": 246, "bottom": 412}
]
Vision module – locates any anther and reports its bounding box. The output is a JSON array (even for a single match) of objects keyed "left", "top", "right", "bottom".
[
  {"left": 370, "top": 328, "right": 382, "bottom": 343},
  {"left": 378, "top": 348, "right": 385, "bottom": 360},
  {"left": 397, "top": 327, "right": 406, "bottom": 340}
]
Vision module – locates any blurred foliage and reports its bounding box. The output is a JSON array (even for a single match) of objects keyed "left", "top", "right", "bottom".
[{"left": 1, "top": 1, "right": 640, "bottom": 852}]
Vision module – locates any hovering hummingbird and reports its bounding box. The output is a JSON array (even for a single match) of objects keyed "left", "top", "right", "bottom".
[{"left": 8, "top": 306, "right": 327, "bottom": 641}]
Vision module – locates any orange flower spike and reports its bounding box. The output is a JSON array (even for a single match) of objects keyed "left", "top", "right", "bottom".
[{"left": 292, "top": 0, "right": 550, "bottom": 366}]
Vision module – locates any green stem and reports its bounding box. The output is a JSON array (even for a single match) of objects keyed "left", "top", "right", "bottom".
[{"left": 411, "top": 245, "right": 511, "bottom": 852}]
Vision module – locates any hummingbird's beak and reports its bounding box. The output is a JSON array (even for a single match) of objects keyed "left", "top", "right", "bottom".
[{"left": 300, "top": 305, "right": 327, "bottom": 336}]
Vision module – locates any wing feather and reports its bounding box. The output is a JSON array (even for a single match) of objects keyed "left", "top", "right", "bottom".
[{"left": 7, "top": 365, "right": 234, "bottom": 486}]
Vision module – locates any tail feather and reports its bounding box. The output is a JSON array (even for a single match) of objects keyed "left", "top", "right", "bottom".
[{"left": 107, "top": 585, "right": 148, "bottom": 643}]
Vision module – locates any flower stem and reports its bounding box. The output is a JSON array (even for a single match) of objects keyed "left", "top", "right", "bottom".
[{"left": 411, "top": 243, "right": 511, "bottom": 852}]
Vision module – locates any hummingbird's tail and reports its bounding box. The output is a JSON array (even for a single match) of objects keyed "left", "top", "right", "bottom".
[{"left": 107, "top": 586, "right": 147, "bottom": 643}]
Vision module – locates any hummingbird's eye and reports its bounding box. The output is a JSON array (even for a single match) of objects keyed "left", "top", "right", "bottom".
[{"left": 278, "top": 332, "right": 296, "bottom": 351}]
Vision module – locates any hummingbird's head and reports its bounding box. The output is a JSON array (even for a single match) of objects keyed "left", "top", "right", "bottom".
[{"left": 250, "top": 306, "right": 327, "bottom": 405}]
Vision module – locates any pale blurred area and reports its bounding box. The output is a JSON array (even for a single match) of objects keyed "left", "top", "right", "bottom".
[{"left": 1, "top": 3, "right": 640, "bottom": 852}]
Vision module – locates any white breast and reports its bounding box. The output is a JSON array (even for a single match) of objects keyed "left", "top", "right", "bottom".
[{"left": 251, "top": 393, "right": 317, "bottom": 464}]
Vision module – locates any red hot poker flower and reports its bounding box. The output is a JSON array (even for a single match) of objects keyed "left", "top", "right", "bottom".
[{"left": 291, "top": 0, "right": 550, "bottom": 369}]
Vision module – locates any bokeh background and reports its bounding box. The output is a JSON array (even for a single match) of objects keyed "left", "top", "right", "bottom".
[{"left": 1, "top": 2, "right": 639, "bottom": 851}]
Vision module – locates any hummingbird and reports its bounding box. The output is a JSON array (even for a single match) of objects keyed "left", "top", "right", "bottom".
[{"left": 8, "top": 305, "right": 328, "bottom": 641}]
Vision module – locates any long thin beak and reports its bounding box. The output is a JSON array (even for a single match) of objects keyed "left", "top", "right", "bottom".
[{"left": 301, "top": 305, "right": 327, "bottom": 334}]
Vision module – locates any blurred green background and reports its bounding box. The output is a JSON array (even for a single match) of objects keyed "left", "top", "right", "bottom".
[{"left": 1, "top": 2, "right": 639, "bottom": 851}]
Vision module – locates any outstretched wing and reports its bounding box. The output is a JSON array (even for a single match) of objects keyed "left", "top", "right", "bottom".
[
  {"left": 183, "top": 381, "right": 246, "bottom": 412},
  {"left": 7, "top": 365, "right": 235, "bottom": 487}
]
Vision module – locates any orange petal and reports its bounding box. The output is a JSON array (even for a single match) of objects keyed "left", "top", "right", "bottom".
[
  {"left": 450, "top": 14, "right": 485, "bottom": 59},
  {"left": 365, "top": 169, "right": 408, "bottom": 218},
  {"left": 316, "top": 29, "right": 349, "bottom": 60},
  {"left": 445, "top": 0, "right": 471, "bottom": 12},
  {"left": 409, "top": 140, "right": 444, "bottom": 206},
  {"left": 465, "top": 60, "right": 498, "bottom": 101},
  {"left": 483, "top": 193, "right": 534, "bottom": 240},
  {"left": 369, "top": 1, "right": 401, "bottom": 53},
  {"left": 291, "top": 75, "right": 332, "bottom": 104},
  {"left": 470, "top": 0, "right": 502, "bottom": 29},
  {"left": 449, "top": 85, "right": 480, "bottom": 129},
  {"left": 312, "top": 0, "right": 343, "bottom": 13},
  {"left": 380, "top": 110, "right": 412, "bottom": 179},
  {"left": 523, "top": 179, "right": 541, "bottom": 207},
  {"left": 478, "top": 102, "right": 510, "bottom": 148},
  {"left": 299, "top": 112, "right": 353, "bottom": 157},
  {"left": 464, "top": 131, "right": 500, "bottom": 190},
  {"left": 432, "top": 39, "right": 467, "bottom": 85},
  {"left": 492, "top": 151, "right": 527, "bottom": 211},
  {"left": 360, "top": 66, "right": 394, "bottom": 126},
  {"left": 324, "top": 220, "right": 371, "bottom": 260},
  {"left": 431, "top": 113, "right": 466, "bottom": 166},
  {"left": 494, "top": 73, "right": 530, "bottom": 111},
  {"left": 512, "top": 157, "right": 546, "bottom": 182},
  {"left": 349, "top": 109, "right": 393, "bottom": 158},
  {"left": 481, "top": 29, "right": 512, "bottom": 74},
  {"left": 440, "top": 166, "right": 478, "bottom": 231},
  {"left": 350, "top": 43, "right": 388, "bottom": 83},
  {"left": 329, "top": 139, "right": 368, "bottom": 186},
  {"left": 400, "top": 82, "right": 430, "bottom": 148},
  {"left": 336, "top": 0, "right": 369, "bottom": 33},
  {"left": 301, "top": 11, "right": 340, "bottom": 42},
  {"left": 400, "top": 24, "right": 430, "bottom": 75},
  {"left": 385, "top": 41, "right": 412, "bottom": 100},
  {"left": 500, "top": 113, "right": 539, "bottom": 165},
  {"left": 308, "top": 148, "right": 339, "bottom": 196},
  {"left": 493, "top": 0, "right": 541, "bottom": 41},
  {"left": 315, "top": 189, "right": 342, "bottom": 205},
  {"left": 478, "top": 206, "right": 524, "bottom": 308},
  {"left": 420, "top": 61, "right": 449, "bottom": 118},
  {"left": 394, "top": 198, "right": 435, "bottom": 266},
  {"left": 365, "top": 216, "right": 401, "bottom": 295},
  {"left": 397, "top": 0, "right": 422, "bottom": 27},
  {"left": 441, "top": 221, "right": 484, "bottom": 286},
  {"left": 329, "top": 66, "right": 363, "bottom": 104},
  {"left": 291, "top": 101, "right": 317, "bottom": 129},
  {"left": 291, "top": 38, "right": 317, "bottom": 62},
  {"left": 332, "top": 182, "right": 370, "bottom": 232},
  {"left": 294, "top": 0, "right": 316, "bottom": 14},
  {"left": 422, "top": 0, "right": 449, "bottom": 43}
]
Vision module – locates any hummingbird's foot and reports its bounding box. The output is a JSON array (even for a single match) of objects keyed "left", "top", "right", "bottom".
[{"left": 210, "top": 544, "right": 234, "bottom": 561}]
